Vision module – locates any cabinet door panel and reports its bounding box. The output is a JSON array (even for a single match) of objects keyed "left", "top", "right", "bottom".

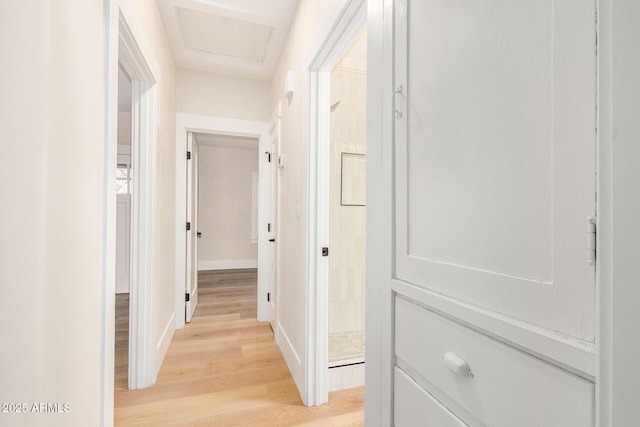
[
  {"left": 394, "top": 367, "right": 468, "bottom": 427},
  {"left": 393, "top": 0, "right": 596, "bottom": 340}
]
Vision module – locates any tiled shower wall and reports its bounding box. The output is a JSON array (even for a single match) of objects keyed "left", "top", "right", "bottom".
[{"left": 328, "top": 62, "right": 367, "bottom": 362}]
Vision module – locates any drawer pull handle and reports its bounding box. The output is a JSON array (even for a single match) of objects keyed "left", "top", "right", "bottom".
[{"left": 443, "top": 352, "right": 473, "bottom": 377}]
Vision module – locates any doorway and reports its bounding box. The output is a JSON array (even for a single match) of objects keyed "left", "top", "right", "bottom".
[
  {"left": 186, "top": 132, "right": 261, "bottom": 323},
  {"left": 307, "top": 0, "right": 367, "bottom": 406},
  {"left": 114, "top": 13, "right": 159, "bottom": 392},
  {"left": 104, "top": 6, "right": 163, "bottom": 424},
  {"left": 175, "top": 115, "right": 271, "bottom": 331},
  {"left": 327, "top": 29, "right": 367, "bottom": 391},
  {"left": 114, "top": 63, "right": 133, "bottom": 390}
]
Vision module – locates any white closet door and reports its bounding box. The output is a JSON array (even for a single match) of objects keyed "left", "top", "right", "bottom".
[{"left": 393, "top": 0, "right": 596, "bottom": 341}]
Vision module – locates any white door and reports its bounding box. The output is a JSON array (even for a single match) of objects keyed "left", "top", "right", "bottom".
[
  {"left": 115, "top": 193, "right": 131, "bottom": 294},
  {"left": 268, "top": 119, "right": 280, "bottom": 333},
  {"left": 372, "top": 0, "right": 597, "bottom": 422},
  {"left": 185, "top": 132, "right": 199, "bottom": 322}
]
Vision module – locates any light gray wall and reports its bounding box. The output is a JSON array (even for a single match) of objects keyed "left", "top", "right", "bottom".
[{"left": 197, "top": 145, "right": 259, "bottom": 269}]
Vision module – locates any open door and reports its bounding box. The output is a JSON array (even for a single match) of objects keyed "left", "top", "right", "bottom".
[
  {"left": 185, "top": 132, "right": 199, "bottom": 322},
  {"left": 268, "top": 115, "right": 280, "bottom": 333}
]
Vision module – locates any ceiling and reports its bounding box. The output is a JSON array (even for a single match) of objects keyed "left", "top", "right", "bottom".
[
  {"left": 194, "top": 133, "right": 258, "bottom": 150},
  {"left": 158, "top": 0, "right": 300, "bottom": 79}
]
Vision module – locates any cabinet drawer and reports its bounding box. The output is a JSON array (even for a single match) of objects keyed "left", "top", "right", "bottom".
[
  {"left": 395, "top": 297, "right": 594, "bottom": 427},
  {"left": 395, "top": 367, "right": 467, "bottom": 427}
]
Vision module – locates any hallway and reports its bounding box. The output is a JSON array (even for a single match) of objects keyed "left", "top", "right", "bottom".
[{"left": 114, "top": 269, "right": 364, "bottom": 426}]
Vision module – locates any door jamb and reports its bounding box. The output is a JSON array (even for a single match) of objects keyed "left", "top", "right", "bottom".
[
  {"left": 175, "top": 114, "right": 271, "bottom": 330},
  {"left": 306, "top": 0, "right": 367, "bottom": 406}
]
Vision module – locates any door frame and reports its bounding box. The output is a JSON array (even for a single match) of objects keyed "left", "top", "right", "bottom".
[
  {"left": 116, "top": 10, "right": 158, "bottom": 391},
  {"left": 119, "top": 14, "right": 158, "bottom": 391},
  {"left": 306, "top": 0, "right": 367, "bottom": 407},
  {"left": 102, "top": 2, "right": 160, "bottom": 424},
  {"left": 175, "top": 113, "right": 271, "bottom": 330}
]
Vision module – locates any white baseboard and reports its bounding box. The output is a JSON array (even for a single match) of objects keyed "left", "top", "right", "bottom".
[
  {"left": 155, "top": 312, "right": 175, "bottom": 378},
  {"left": 198, "top": 259, "right": 258, "bottom": 271},
  {"left": 277, "top": 324, "right": 305, "bottom": 402},
  {"left": 328, "top": 362, "right": 365, "bottom": 391}
]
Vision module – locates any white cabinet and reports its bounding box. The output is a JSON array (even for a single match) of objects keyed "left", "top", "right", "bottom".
[
  {"left": 380, "top": 0, "right": 598, "bottom": 424},
  {"left": 394, "top": 367, "right": 467, "bottom": 427},
  {"left": 395, "top": 298, "right": 594, "bottom": 426}
]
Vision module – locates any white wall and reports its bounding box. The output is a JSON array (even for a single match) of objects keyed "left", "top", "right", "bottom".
[
  {"left": 197, "top": 144, "right": 259, "bottom": 270},
  {"left": 177, "top": 68, "right": 271, "bottom": 122},
  {"left": 270, "top": 0, "right": 350, "bottom": 403},
  {"left": 0, "top": 1, "right": 104, "bottom": 425},
  {"left": 124, "top": 0, "right": 178, "bottom": 377}
]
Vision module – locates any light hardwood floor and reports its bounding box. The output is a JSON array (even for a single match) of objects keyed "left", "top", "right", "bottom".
[{"left": 114, "top": 269, "right": 364, "bottom": 426}]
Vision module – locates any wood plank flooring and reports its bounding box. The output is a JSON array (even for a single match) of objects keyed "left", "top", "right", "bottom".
[{"left": 114, "top": 269, "right": 364, "bottom": 426}]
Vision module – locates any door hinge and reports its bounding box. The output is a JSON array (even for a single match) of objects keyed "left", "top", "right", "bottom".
[
  {"left": 393, "top": 84, "right": 404, "bottom": 119},
  {"left": 186, "top": 222, "right": 191, "bottom": 231},
  {"left": 267, "top": 292, "right": 271, "bottom": 302},
  {"left": 185, "top": 293, "right": 190, "bottom": 302},
  {"left": 187, "top": 151, "right": 192, "bottom": 160},
  {"left": 322, "top": 247, "right": 329, "bottom": 257},
  {"left": 587, "top": 217, "right": 596, "bottom": 266},
  {"left": 267, "top": 223, "right": 271, "bottom": 232}
]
